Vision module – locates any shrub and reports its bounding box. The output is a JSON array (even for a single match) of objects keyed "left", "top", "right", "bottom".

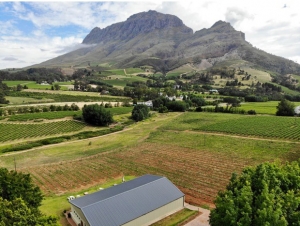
[
  {"left": 131, "top": 104, "right": 150, "bottom": 121},
  {"left": 82, "top": 104, "right": 113, "bottom": 126},
  {"left": 248, "top": 110, "right": 257, "bottom": 115}
]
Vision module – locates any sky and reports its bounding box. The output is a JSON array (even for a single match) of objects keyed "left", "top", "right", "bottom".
[{"left": 0, "top": 0, "right": 300, "bottom": 69}]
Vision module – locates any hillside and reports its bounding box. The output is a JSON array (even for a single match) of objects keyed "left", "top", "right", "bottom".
[{"left": 37, "top": 10, "right": 300, "bottom": 75}]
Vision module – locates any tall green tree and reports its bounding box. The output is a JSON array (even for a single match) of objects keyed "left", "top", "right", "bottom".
[
  {"left": 131, "top": 104, "right": 150, "bottom": 121},
  {"left": 0, "top": 168, "right": 58, "bottom": 225},
  {"left": 276, "top": 99, "right": 295, "bottom": 116},
  {"left": 82, "top": 104, "right": 113, "bottom": 126},
  {"left": 210, "top": 161, "right": 300, "bottom": 226}
]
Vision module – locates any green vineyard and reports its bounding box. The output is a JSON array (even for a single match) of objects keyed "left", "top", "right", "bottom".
[
  {"left": 199, "top": 115, "right": 300, "bottom": 140},
  {"left": 161, "top": 112, "right": 300, "bottom": 141},
  {"left": 0, "top": 120, "right": 86, "bottom": 142}
]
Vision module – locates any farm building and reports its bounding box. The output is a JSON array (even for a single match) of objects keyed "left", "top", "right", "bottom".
[{"left": 68, "top": 174, "right": 185, "bottom": 226}]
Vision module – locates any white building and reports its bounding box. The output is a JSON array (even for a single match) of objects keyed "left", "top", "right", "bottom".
[{"left": 69, "top": 174, "right": 184, "bottom": 226}]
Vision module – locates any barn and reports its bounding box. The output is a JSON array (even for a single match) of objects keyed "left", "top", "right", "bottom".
[{"left": 69, "top": 174, "right": 185, "bottom": 226}]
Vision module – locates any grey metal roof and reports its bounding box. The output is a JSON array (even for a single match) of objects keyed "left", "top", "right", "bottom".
[{"left": 69, "top": 174, "right": 184, "bottom": 226}]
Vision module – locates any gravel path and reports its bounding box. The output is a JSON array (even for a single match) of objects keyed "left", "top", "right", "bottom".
[{"left": 184, "top": 203, "right": 210, "bottom": 226}]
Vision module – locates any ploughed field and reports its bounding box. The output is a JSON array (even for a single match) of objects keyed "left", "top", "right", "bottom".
[{"left": 10, "top": 112, "right": 299, "bottom": 206}]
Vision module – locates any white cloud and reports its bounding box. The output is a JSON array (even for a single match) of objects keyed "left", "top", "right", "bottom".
[{"left": 1, "top": 0, "right": 300, "bottom": 69}]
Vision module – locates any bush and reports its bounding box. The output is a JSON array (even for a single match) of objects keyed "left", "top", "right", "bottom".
[
  {"left": 82, "top": 104, "right": 113, "bottom": 126},
  {"left": 166, "top": 101, "right": 187, "bottom": 112},
  {"left": 131, "top": 104, "right": 150, "bottom": 121},
  {"left": 247, "top": 110, "right": 256, "bottom": 115}
]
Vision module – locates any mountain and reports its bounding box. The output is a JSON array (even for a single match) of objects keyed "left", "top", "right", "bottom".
[{"left": 37, "top": 10, "right": 300, "bottom": 75}]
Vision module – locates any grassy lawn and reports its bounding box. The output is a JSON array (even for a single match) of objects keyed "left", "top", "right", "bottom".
[
  {"left": 151, "top": 208, "right": 199, "bottom": 226},
  {"left": 3, "top": 80, "right": 35, "bottom": 86},
  {"left": 6, "top": 96, "right": 54, "bottom": 105},
  {"left": 125, "top": 67, "right": 144, "bottom": 74}
]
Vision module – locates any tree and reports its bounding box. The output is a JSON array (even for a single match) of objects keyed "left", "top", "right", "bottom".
[
  {"left": 131, "top": 104, "right": 150, "bottom": 121},
  {"left": 0, "top": 168, "right": 58, "bottom": 225},
  {"left": 210, "top": 161, "right": 300, "bottom": 226},
  {"left": 276, "top": 99, "right": 295, "bottom": 116},
  {"left": 16, "top": 84, "right": 23, "bottom": 91},
  {"left": 53, "top": 84, "right": 60, "bottom": 90},
  {"left": 82, "top": 104, "right": 113, "bottom": 126}
]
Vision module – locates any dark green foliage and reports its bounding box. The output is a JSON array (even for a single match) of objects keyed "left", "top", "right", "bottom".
[
  {"left": 166, "top": 101, "right": 187, "bottom": 112},
  {"left": 190, "top": 96, "right": 206, "bottom": 107},
  {"left": 276, "top": 99, "right": 295, "bottom": 116},
  {"left": 210, "top": 161, "right": 300, "bottom": 226},
  {"left": 247, "top": 110, "right": 256, "bottom": 115},
  {"left": 131, "top": 104, "right": 150, "bottom": 121},
  {"left": 82, "top": 104, "right": 113, "bottom": 126},
  {"left": 0, "top": 168, "right": 43, "bottom": 209},
  {"left": 158, "top": 105, "right": 168, "bottom": 113},
  {"left": 0, "top": 168, "right": 59, "bottom": 225}
]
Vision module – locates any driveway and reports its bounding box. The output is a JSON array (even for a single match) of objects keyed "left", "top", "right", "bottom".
[{"left": 184, "top": 203, "right": 210, "bottom": 226}]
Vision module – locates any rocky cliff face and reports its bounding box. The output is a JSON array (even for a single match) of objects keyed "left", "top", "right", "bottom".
[
  {"left": 38, "top": 10, "right": 300, "bottom": 75},
  {"left": 83, "top": 10, "right": 193, "bottom": 44}
]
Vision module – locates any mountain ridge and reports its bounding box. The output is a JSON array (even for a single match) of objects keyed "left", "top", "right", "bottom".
[{"left": 37, "top": 10, "right": 300, "bottom": 75}]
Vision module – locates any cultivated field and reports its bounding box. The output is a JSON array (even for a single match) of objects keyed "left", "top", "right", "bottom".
[
  {"left": 1, "top": 112, "right": 299, "bottom": 211},
  {"left": 0, "top": 120, "right": 87, "bottom": 142}
]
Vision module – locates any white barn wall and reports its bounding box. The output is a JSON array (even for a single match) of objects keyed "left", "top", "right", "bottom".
[
  {"left": 71, "top": 205, "right": 90, "bottom": 226},
  {"left": 122, "top": 197, "right": 184, "bottom": 226}
]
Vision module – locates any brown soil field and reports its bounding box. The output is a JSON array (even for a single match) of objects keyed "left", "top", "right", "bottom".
[{"left": 20, "top": 142, "right": 261, "bottom": 207}]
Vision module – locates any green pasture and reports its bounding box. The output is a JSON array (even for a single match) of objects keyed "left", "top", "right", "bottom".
[
  {"left": 103, "top": 74, "right": 148, "bottom": 87},
  {"left": 6, "top": 96, "right": 54, "bottom": 105},
  {"left": 3, "top": 80, "right": 34, "bottom": 86},
  {"left": 3, "top": 80, "right": 71, "bottom": 91},
  {"left": 125, "top": 67, "right": 144, "bottom": 74},
  {"left": 166, "top": 72, "right": 181, "bottom": 79},
  {"left": 239, "top": 101, "right": 300, "bottom": 115}
]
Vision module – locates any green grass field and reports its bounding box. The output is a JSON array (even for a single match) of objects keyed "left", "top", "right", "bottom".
[
  {"left": 125, "top": 67, "right": 144, "bottom": 74},
  {"left": 103, "top": 74, "right": 148, "bottom": 87},
  {"left": 6, "top": 96, "right": 55, "bottom": 105},
  {"left": 3, "top": 81, "right": 72, "bottom": 91},
  {"left": 239, "top": 101, "right": 300, "bottom": 115}
]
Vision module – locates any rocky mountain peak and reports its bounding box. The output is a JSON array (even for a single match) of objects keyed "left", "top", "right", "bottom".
[
  {"left": 82, "top": 10, "right": 192, "bottom": 44},
  {"left": 211, "top": 20, "right": 236, "bottom": 32}
]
